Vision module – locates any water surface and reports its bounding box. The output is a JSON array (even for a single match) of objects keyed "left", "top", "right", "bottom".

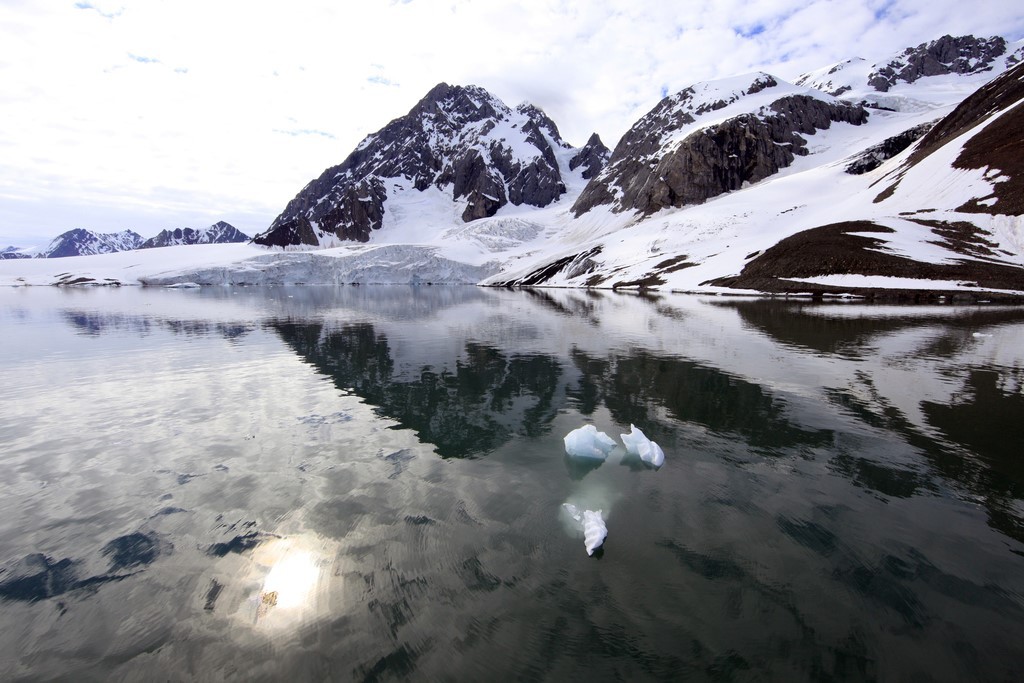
[{"left": 1, "top": 286, "right": 1023, "bottom": 681}]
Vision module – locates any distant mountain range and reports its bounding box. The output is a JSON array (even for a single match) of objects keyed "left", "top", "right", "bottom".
[{"left": 26, "top": 222, "right": 249, "bottom": 258}]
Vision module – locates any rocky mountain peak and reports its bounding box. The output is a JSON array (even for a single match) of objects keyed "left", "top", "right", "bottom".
[
  {"left": 253, "top": 83, "right": 581, "bottom": 248},
  {"left": 569, "top": 133, "right": 611, "bottom": 180}
]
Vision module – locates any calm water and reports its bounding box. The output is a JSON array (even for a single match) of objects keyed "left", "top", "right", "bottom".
[{"left": 1, "top": 286, "right": 1023, "bottom": 681}]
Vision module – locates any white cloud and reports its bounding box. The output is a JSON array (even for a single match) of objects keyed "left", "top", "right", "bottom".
[{"left": 0, "top": 0, "right": 1022, "bottom": 246}]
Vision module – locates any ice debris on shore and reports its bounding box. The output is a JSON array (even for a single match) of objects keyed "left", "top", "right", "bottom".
[
  {"left": 563, "top": 504, "right": 608, "bottom": 556},
  {"left": 620, "top": 424, "right": 665, "bottom": 468},
  {"left": 563, "top": 424, "right": 617, "bottom": 459}
]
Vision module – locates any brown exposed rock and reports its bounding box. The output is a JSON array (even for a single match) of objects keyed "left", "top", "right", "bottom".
[{"left": 706, "top": 221, "right": 1024, "bottom": 299}]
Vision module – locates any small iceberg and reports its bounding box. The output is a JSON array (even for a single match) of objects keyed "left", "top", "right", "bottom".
[
  {"left": 620, "top": 424, "right": 665, "bottom": 468},
  {"left": 564, "top": 425, "right": 616, "bottom": 459},
  {"left": 563, "top": 504, "right": 607, "bottom": 556},
  {"left": 972, "top": 332, "right": 992, "bottom": 338}
]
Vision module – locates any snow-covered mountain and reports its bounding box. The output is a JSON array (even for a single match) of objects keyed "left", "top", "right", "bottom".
[
  {"left": 5, "top": 34, "right": 1023, "bottom": 299},
  {"left": 252, "top": 83, "right": 608, "bottom": 248},
  {"left": 488, "top": 36, "right": 1024, "bottom": 299},
  {"left": 140, "top": 222, "right": 249, "bottom": 249},
  {"left": 1, "top": 246, "right": 31, "bottom": 260},
  {"left": 38, "top": 229, "right": 145, "bottom": 259},
  {"left": 794, "top": 34, "right": 1024, "bottom": 109},
  {"left": 28, "top": 222, "right": 250, "bottom": 259}
]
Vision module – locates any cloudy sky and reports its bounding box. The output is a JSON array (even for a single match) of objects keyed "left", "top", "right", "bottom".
[{"left": 1, "top": 0, "right": 1022, "bottom": 247}]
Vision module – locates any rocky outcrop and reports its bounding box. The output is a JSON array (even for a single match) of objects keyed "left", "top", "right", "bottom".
[
  {"left": 140, "top": 221, "right": 249, "bottom": 249},
  {"left": 254, "top": 83, "right": 577, "bottom": 248},
  {"left": 568, "top": 133, "right": 611, "bottom": 179},
  {"left": 844, "top": 121, "right": 935, "bottom": 174},
  {"left": 38, "top": 229, "right": 144, "bottom": 258},
  {"left": 867, "top": 35, "right": 1008, "bottom": 92},
  {"left": 572, "top": 77, "right": 868, "bottom": 217}
]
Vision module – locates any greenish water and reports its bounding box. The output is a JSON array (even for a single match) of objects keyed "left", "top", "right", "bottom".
[{"left": 1, "top": 286, "right": 1023, "bottom": 681}]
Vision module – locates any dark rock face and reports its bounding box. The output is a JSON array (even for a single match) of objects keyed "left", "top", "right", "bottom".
[
  {"left": 254, "top": 83, "right": 573, "bottom": 247},
  {"left": 573, "top": 77, "right": 868, "bottom": 217},
  {"left": 569, "top": 133, "right": 611, "bottom": 179},
  {"left": 140, "top": 221, "right": 249, "bottom": 249},
  {"left": 868, "top": 35, "right": 1007, "bottom": 92},
  {"left": 845, "top": 121, "right": 936, "bottom": 175},
  {"left": 38, "top": 228, "right": 145, "bottom": 258}
]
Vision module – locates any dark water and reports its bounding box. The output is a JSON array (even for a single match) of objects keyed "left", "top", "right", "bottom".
[{"left": 1, "top": 286, "right": 1023, "bottom": 681}]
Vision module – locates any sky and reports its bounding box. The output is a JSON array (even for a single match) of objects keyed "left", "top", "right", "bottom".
[{"left": 1, "top": 0, "right": 1022, "bottom": 248}]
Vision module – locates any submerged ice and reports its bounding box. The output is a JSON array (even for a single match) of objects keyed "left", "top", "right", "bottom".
[{"left": 562, "top": 504, "right": 608, "bottom": 556}]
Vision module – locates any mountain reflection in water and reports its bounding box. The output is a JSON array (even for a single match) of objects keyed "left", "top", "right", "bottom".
[{"left": 1, "top": 285, "right": 1023, "bottom": 681}]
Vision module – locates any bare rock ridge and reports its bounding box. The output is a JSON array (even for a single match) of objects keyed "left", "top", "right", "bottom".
[
  {"left": 572, "top": 74, "right": 868, "bottom": 217},
  {"left": 568, "top": 133, "right": 611, "bottom": 179},
  {"left": 253, "top": 83, "right": 604, "bottom": 248}
]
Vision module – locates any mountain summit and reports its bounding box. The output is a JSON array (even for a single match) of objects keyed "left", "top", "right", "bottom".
[{"left": 253, "top": 83, "right": 607, "bottom": 248}]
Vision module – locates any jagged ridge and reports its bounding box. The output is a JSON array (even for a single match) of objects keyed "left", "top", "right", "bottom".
[{"left": 141, "top": 221, "right": 249, "bottom": 249}]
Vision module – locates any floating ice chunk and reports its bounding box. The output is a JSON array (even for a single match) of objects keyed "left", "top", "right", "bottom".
[
  {"left": 972, "top": 332, "right": 993, "bottom": 338},
  {"left": 583, "top": 510, "right": 607, "bottom": 556},
  {"left": 620, "top": 424, "right": 665, "bottom": 467},
  {"left": 563, "top": 504, "right": 607, "bottom": 555},
  {"left": 564, "top": 424, "right": 616, "bottom": 459}
]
